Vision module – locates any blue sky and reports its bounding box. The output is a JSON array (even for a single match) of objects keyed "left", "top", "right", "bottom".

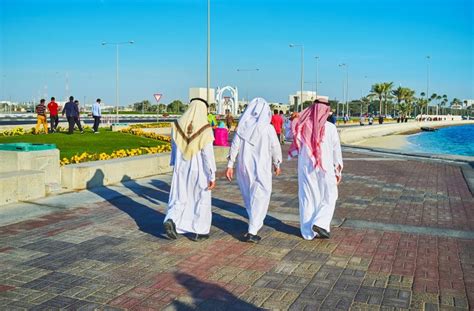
[{"left": 0, "top": 0, "right": 472, "bottom": 106}]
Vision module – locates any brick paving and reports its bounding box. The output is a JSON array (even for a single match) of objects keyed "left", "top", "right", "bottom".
[{"left": 0, "top": 146, "right": 473, "bottom": 310}]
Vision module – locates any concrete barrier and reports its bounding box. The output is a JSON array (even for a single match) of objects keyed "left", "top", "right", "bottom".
[
  {"left": 61, "top": 146, "right": 230, "bottom": 190},
  {"left": 0, "top": 170, "right": 45, "bottom": 205},
  {"left": 0, "top": 149, "right": 60, "bottom": 185}
]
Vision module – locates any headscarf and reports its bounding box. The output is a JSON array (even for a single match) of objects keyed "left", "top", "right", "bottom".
[
  {"left": 289, "top": 99, "right": 331, "bottom": 170},
  {"left": 236, "top": 97, "right": 272, "bottom": 146},
  {"left": 172, "top": 98, "right": 214, "bottom": 160}
]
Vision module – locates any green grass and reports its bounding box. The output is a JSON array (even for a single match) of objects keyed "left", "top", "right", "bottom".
[{"left": 0, "top": 128, "right": 167, "bottom": 159}]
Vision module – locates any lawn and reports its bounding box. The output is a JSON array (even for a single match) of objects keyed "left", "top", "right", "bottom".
[{"left": 0, "top": 128, "right": 167, "bottom": 159}]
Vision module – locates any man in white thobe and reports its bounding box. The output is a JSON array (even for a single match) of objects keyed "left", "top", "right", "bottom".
[
  {"left": 289, "top": 98, "right": 343, "bottom": 240},
  {"left": 225, "top": 98, "right": 282, "bottom": 243},
  {"left": 164, "top": 98, "right": 217, "bottom": 241}
]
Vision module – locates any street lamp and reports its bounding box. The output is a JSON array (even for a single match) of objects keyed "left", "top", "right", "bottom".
[
  {"left": 338, "top": 63, "right": 349, "bottom": 116},
  {"left": 236, "top": 68, "right": 259, "bottom": 104},
  {"left": 426, "top": 55, "right": 430, "bottom": 115},
  {"left": 315, "top": 56, "right": 319, "bottom": 98},
  {"left": 207, "top": 0, "right": 211, "bottom": 104},
  {"left": 289, "top": 44, "right": 304, "bottom": 112},
  {"left": 102, "top": 40, "right": 134, "bottom": 121}
]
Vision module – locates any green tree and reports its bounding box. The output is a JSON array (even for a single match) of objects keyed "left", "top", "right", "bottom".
[
  {"left": 167, "top": 100, "right": 186, "bottom": 113},
  {"left": 370, "top": 83, "right": 384, "bottom": 116},
  {"left": 382, "top": 82, "right": 394, "bottom": 115}
]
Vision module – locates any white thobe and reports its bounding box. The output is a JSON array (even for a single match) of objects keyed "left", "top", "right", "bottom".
[
  {"left": 294, "top": 122, "right": 343, "bottom": 240},
  {"left": 284, "top": 119, "right": 293, "bottom": 141},
  {"left": 227, "top": 125, "right": 282, "bottom": 235},
  {"left": 164, "top": 140, "right": 216, "bottom": 235}
]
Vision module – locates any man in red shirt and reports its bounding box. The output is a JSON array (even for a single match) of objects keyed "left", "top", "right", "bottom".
[
  {"left": 271, "top": 109, "right": 283, "bottom": 143},
  {"left": 47, "top": 97, "right": 59, "bottom": 133}
]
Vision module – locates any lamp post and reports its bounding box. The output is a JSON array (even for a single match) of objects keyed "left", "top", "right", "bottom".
[
  {"left": 236, "top": 68, "right": 259, "bottom": 105},
  {"left": 338, "top": 63, "right": 349, "bottom": 116},
  {"left": 426, "top": 55, "right": 430, "bottom": 115},
  {"left": 289, "top": 44, "right": 304, "bottom": 112},
  {"left": 207, "top": 0, "right": 211, "bottom": 104},
  {"left": 102, "top": 41, "right": 134, "bottom": 121},
  {"left": 315, "top": 56, "right": 319, "bottom": 99}
]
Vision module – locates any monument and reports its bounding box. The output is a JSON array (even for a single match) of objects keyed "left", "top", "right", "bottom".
[{"left": 215, "top": 86, "right": 239, "bottom": 115}]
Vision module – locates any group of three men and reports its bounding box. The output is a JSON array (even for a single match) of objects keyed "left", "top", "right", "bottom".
[{"left": 163, "top": 96, "right": 343, "bottom": 242}]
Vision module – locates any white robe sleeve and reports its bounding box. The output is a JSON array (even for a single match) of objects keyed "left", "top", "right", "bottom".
[
  {"left": 332, "top": 127, "right": 343, "bottom": 175},
  {"left": 269, "top": 127, "right": 283, "bottom": 168},
  {"left": 227, "top": 134, "right": 242, "bottom": 168},
  {"left": 201, "top": 143, "right": 217, "bottom": 182}
]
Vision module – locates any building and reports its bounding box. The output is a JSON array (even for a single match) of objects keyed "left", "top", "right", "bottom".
[
  {"left": 269, "top": 103, "right": 291, "bottom": 115},
  {"left": 288, "top": 91, "right": 329, "bottom": 110},
  {"left": 463, "top": 99, "right": 473, "bottom": 108},
  {"left": 189, "top": 88, "right": 216, "bottom": 104}
]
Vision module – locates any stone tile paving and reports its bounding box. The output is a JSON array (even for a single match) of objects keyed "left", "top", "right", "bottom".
[{"left": 0, "top": 146, "right": 473, "bottom": 310}]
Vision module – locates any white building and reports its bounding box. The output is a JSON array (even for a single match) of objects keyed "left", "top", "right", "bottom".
[
  {"left": 288, "top": 91, "right": 329, "bottom": 109},
  {"left": 463, "top": 99, "right": 473, "bottom": 108},
  {"left": 269, "top": 103, "right": 291, "bottom": 115},
  {"left": 189, "top": 88, "right": 216, "bottom": 104}
]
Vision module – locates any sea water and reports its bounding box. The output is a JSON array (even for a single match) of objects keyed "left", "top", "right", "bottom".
[{"left": 407, "top": 124, "right": 474, "bottom": 157}]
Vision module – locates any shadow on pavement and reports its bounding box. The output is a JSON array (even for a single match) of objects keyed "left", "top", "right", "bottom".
[
  {"left": 86, "top": 170, "right": 167, "bottom": 239},
  {"left": 169, "top": 272, "right": 259, "bottom": 311},
  {"left": 150, "top": 179, "right": 300, "bottom": 239}
]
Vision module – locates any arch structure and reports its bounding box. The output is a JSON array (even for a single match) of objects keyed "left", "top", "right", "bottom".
[{"left": 215, "top": 86, "right": 239, "bottom": 115}]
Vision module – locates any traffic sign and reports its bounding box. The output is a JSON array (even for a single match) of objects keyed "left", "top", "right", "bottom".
[{"left": 154, "top": 94, "right": 162, "bottom": 102}]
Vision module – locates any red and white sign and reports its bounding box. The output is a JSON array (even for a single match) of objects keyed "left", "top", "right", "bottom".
[{"left": 153, "top": 94, "right": 162, "bottom": 103}]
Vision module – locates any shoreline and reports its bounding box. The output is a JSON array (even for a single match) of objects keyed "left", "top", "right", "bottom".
[{"left": 345, "top": 121, "right": 473, "bottom": 156}]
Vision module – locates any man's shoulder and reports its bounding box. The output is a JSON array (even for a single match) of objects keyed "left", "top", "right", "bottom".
[{"left": 325, "top": 121, "right": 337, "bottom": 131}]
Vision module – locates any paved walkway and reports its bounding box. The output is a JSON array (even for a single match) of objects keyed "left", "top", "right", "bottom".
[{"left": 0, "top": 146, "right": 473, "bottom": 310}]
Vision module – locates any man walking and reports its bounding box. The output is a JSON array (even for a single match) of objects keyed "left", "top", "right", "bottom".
[
  {"left": 92, "top": 98, "right": 102, "bottom": 133},
  {"left": 47, "top": 97, "right": 59, "bottom": 132},
  {"left": 271, "top": 109, "right": 283, "bottom": 142},
  {"left": 289, "top": 98, "right": 343, "bottom": 240},
  {"left": 62, "top": 96, "right": 83, "bottom": 134},
  {"left": 35, "top": 99, "right": 48, "bottom": 134},
  {"left": 164, "top": 98, "right": 217, "bottom": 242},
  {"left": 225, "top": 98, "right": 282, "bottom": 243}
]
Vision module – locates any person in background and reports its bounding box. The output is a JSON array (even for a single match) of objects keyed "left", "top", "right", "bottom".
[
  {"left": 368, "top": 115, "right": 374, "bottom": 125},
  {"left": 279, "top": 110, "right": 286, "bottom": 144},
  {"left": 225, "top": 111, "right": 234, "bottom": 132},
  {"left": 207, "top": 111, "right": 217, "bottom": 129},
  {"left": 35, "top": 99, "right": 48, "bottom": 134},
  {"left": 47, "top": 97, "right": 59, "bottom": 133},
  {"left": 271, "top": 109, "right": 283, "bottom": 142},
  {"left": 327, "top": 110, "right": 337, "bottom": 124},
  {"left": 74, "top": 100, "right": 84, "bottom": 132},
  {"left": 62, "top": 96, "right": 83, "bottom": 134},
  {"left": 289, "top": 98, "right": 343, "bottom": 240},
  {"left": 359, "top": 115, "right": 365, "bottom": 126},
  {"left": 92, "top": 98, "right": 102, "bottom": 133},
  {"left": 378, "top": 115, "right": 384, "bottom": 124},
  {"left": 343, "top": 114, "right": 349, "bottom": 124}
]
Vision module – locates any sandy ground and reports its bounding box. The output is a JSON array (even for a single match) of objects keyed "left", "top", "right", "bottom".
[{"left": 351, "top": 134, "right": 409, "bottom": 150}]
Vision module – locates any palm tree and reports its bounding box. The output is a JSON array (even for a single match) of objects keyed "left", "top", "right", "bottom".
[
  {"left": 382, "top": 82, "right": 394, "bottom": 115},
  {"left": 392, "top": 86, "right": 406, "bottom": 116},
  {"left": 370, "top": 83, "right": 384, "bottom": 116},
  {"left": 450, "top": 98, "right": 461, "bottom": 115},
  {"left": 403, "top": 89, "right": 415, "bottom": 117},
  {"left": 360, "top": 96, "right": 371, "bottom": 115}
]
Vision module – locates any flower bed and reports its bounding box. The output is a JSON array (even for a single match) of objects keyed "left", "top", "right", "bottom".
[
  {"left": 120, "top": 128, "right": 171, "bottom": 142},
  {"left": 129, "top": 122, "right": 171, "bottom": 129},
  {"left": 0, "top": 126, "right": 93, "bottom": 136},
  {"left": 60, "top": 145, "right": 171, "bottom": 166}
]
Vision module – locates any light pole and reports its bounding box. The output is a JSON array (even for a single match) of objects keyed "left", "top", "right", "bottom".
[
  {"left": 426, "top": 55, "right": 430, "bottom": 115},
  {"left": 102, "top": 41, "right": 134, "bottom": 121},
  {"left": 289, "top": 44, "right": 304, "bottom": 112},
  {"left": 236, "top": 68, "right": 259, "bottom": 105},
  {"left": 207, "top": 0, "right": 211, "bottom": 104},
  {"left": 338, "top": 63, "right": 349, "bottom": 116},
  {"left": 315, "top": 56, "right": 319, "bottom": 99}
]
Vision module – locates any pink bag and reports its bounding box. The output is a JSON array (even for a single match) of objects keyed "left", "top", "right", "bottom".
[{"left": 213, "top": 128, "right": 229, "bottom": 146}]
